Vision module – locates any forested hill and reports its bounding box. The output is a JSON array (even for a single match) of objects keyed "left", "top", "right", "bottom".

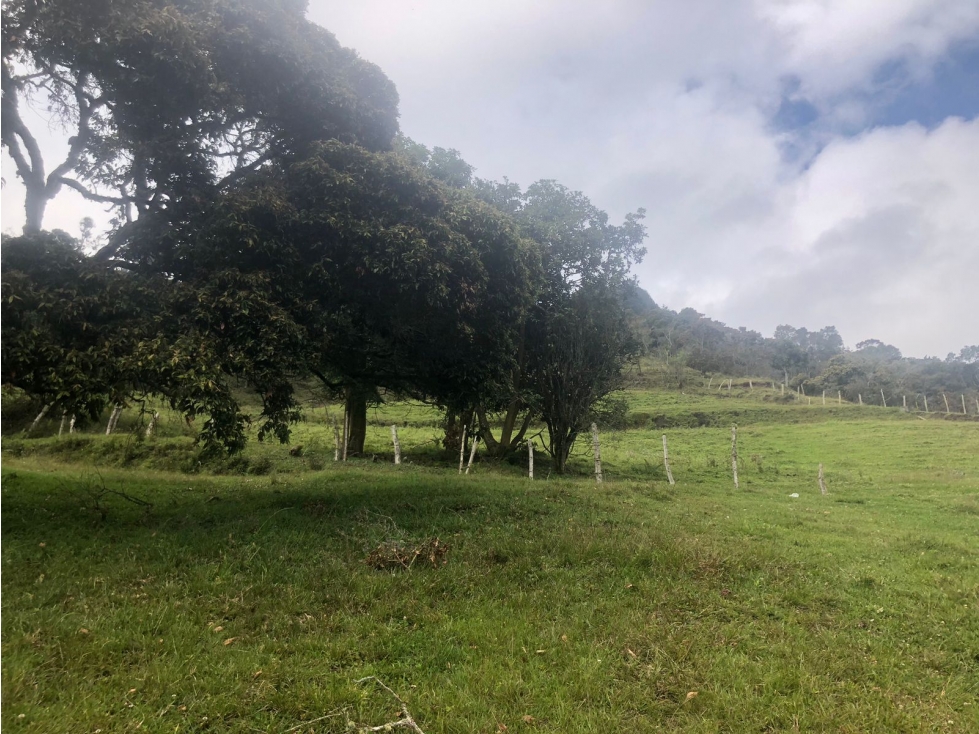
[{"left": 623, "top": 285, "right": 979, "bottom": 406}]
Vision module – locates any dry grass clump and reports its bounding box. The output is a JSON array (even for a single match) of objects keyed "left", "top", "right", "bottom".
[{"left": 365, "top": 537, "right": 449, "bottom": 571}]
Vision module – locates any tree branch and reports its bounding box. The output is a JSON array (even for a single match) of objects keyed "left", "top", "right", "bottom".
[{"left": 55, "top": 176, "right": 134, "bottom": 205}]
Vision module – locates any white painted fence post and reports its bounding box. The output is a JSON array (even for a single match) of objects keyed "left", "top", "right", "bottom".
[
  {"left": 591, "top": 423, "right": 603, "bottom": 483},
  {"left": 145, "top": 411, "right": 160, "bottom": 439},
  {"left": 818, "top": 463, "right": 827, "bottom": 495},
  {"left": 27, "top": 403, "right": 51, "bottom": 436},
  {"left": 458, "top": 424, "right": 467, "bottom": 474},
  {"left": 333, "top": 420, "right": 341, "bottom": 462},
  {"left": 528, "top": 439, "right": 534, "bottom": 480},
  {"left": 663, "top": 434, "right": 675, "bottom": 486},
  {"left": 731, "top": 424, "right": 739, "bottom": 489},
  {"left": 58, "top": 411, "right": 67, "bottom": 437},
  {"left": 880, "top": 389, "right": 887, "bottom": 408},
  {"left": 943, "top": 393, "right": 950, "bottom": 414},
  {"left": 69, "top": 415, "right": 76, "bottom": 434},
  {"left": 342, "top": 409, "right": 350, "bottom": 461},
  {"left": 465, "top": 435, "right": 480, "bottom": 475},
  {"left": 391, "top": 425, "right": 401, "bottom": 465},
  {"left": 924, "top": 394, "right": 929, "bottom": 413},
  {"left": 105, "top": 404, "right": 121, "bottom": 435}
]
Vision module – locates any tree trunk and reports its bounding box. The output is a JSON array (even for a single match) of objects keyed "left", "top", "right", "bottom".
[
  {"left": 344, "top": 386, "right": 368, "bottom": 456},
  {"left": 23, "top": 179, "right": 47, "bottom": 234}
]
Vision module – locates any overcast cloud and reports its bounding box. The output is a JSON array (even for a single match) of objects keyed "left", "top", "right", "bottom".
[{"left": 4, "top": 0, "right": 977, "bottom": 356}]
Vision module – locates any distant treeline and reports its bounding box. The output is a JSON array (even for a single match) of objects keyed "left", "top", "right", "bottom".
[{"left": 624, "top": 287, "right": 978, "bottom": 405}]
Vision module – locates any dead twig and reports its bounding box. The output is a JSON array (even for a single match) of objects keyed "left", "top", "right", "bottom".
[
  {"left": 353, "top": 677, "right": 427, "bottom": 733},
  {"left": 281, "top": 710, "right": 345, "bottom": 733}
]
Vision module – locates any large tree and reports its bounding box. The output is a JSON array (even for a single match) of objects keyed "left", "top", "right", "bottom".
[
  {"left": 107, "top": 142, "right": 537, "bottom": 453},
  {"left": 470, "top": 178, "right": 647, "bottom": 460},
  {"left": 3, "top": 4, "right": 540, "bottom": 454},
  {"left": 2, "top": 0, "right": 398, "bottom": 233}
]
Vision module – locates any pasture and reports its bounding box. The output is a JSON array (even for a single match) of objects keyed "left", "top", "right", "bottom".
[{"left": 2, "top": 381, "right": 978, "bottom": 732}]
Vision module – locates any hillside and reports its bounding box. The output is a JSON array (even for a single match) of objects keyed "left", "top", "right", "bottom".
[{"left": 3, "top": 379, "right": 978, "bottom": 732}]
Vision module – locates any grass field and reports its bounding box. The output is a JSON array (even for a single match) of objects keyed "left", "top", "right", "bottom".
[{"left": 2, "top": 380, "right": 978, "bottom": 732}]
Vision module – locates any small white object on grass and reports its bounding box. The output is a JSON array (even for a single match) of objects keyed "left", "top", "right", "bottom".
[{"left": 789, "top": 493, "right": 800, "bottom": 498}]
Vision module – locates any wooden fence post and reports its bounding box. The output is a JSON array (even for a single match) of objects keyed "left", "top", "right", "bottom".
[
  {"left": 591, "top": 423, "right": 603, "bottom": 483},
  {"left": 58, "top": 411, "right": 67, "bottom": 437},
  {"left": 707, "top": 376, "right": 713, "bottom": 389},
  {"left": 903, "top": 395, "right": 907, "bottom": 411},
  {"left": 458, "top": 424, "right": 467, "bottom": 474},
  {"left": 728, "top": 378, "right": 732, "bottom": 391},
  {"left": 749, "top": 379, "right": 753, "bottom": 389},
  {"left": 731, "top": 424, "right": 739, "bottom": 489},
  {"left": 924, "top": 394, "right": 929, "bottom": 413},
  {"left": 943, "top": 393, "right": 950, "bottom": 414},
  {"left": 465, "top": 436, "right": 479, "bottom": 475},
  {"left": 822, "top": 390, "right": 826, "bottom": 406},
  {"left": 145, "top": 412, "right": 160, "bottom": 439},
  {"left": 818, "top": 463, "right": 827, "bottom": 495},
  {"left": 342, "top": 409, "right": 350, "bottom": 462},
  {"left": 838, "top": 391, "right": 841, "bottom": 405},
  {"left": 69, "top": 414, "right": 77, "bottom": 434},
  {"left": 25, "top": 404, "right": 51, "bottom": 436},
  {"left": 858, "top": 394, "right": 862, "bottom": 405},
  {"left": 962, "top": 395, "right": 967, "bottom": 415},
  {"left": 528, "top": 439, "right": 534, "bottom": 480},
  {"left": 880, "top": 389, "right": 887, "bottom": 408},
  {"left": 391, "top": 425, "right": 401, "bottom": 465},
  {"left": 105, "top": 404, "right": 122, "bottom": 435},
  {"left": 333, "top": 420, "right": 341, "bottom": 462},
  {"left": 663, "top": 434, "right": 675, "bottom": 486}
]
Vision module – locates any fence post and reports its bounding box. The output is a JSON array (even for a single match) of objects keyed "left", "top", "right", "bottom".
[
  {"left": 145, "top": 411, "right": 160, "bottom": 439},
  {"left": 822, "top": 390, "right": 826, "bottom": 406},
  {"left": 591, "top": 423, "right": 603, "bottom": 483},
  {"left": 924, "top": 394, "right": 929, "bottom": 413},
  {"left": 663, "top": 434, "right": 675, "bottom": 486},
  {"left": 391, "top": 425, "right": 401, "bottom": 465},
  {"left": 962, "top": 395, "right": 967, "bottom": 415},
  {"left": 731, "top": 424, "right": 739, "bottom": 489},
  {"left": 818, "top": 463, "right": 827, "bottom": 495},
  {"left": 342, "top": 409, "right": 350, "bottom": 461},
  {"left": 58, "top": 411, "right": 67, "bottom": 437},
  {"left": 69, "top": 414, "right": 76, "bottom": 434},
  {"left": 333, "top": 420, "right": 341, "bottom": 462},
  {"left": 838, "top": 391, "right": 841, "bottom": 405},
  {"left": 858, "top": 394, "right": 862, "bottom": 405},
  {"left": 943, "top": 393, "right": 950, "bottom": 414},
  {"left": 880, "top": 389, "right": 887, "bottom": 408},
  {"left": 465, "top": 435, "right": 479, "bottom": 475},
  {"left": 458, "top": 424, "right": 467, "bottom": 474},
  {"left": 528, "top": 439, "right": 534, "bottom": 480}
]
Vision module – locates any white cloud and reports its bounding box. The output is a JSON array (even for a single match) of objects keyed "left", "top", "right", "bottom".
[
  {"left": 720, "top": 117, "right": 979, "bottom": 355},
  {"left": 757, "top": 0, "right": 979, "bottom": 95}
]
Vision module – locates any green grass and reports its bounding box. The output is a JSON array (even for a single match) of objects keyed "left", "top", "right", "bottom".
[{"left": 3, "top": 385, "right": 978, "bottom": 732}]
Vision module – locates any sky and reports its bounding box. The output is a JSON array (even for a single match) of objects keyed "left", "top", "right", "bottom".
[{"left": 3, "top": 0, "right": 978, "bottom": 358}]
